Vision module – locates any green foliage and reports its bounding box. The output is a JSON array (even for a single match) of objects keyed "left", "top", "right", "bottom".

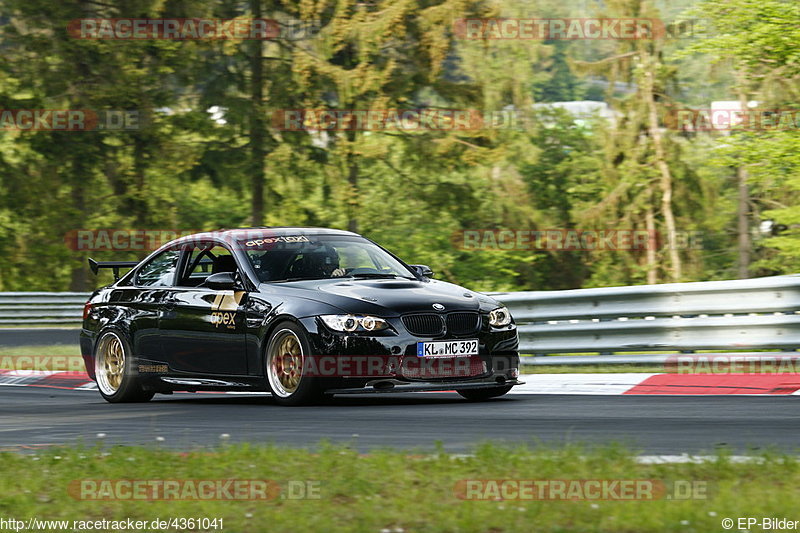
[
  {"left": 0, "top": 0, "right": 796, "bottom": 291},
  {"left": 686, "top": 0, "right": 800, "bottom": 275}
]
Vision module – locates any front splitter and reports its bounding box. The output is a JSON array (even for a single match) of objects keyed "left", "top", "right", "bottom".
[{"left": 325, "top": 379, "right": 524, "bottom": 395}]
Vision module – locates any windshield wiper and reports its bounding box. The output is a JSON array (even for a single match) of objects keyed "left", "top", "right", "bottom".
[
  {"left": 348, "top": 273, "right": 416, "bottom": 280},
  {"left": 270, "top": 276, "right": 329, "bottom": 283},
  {"left": 270, "top": 273, "right": 417, "bottom": 282}
]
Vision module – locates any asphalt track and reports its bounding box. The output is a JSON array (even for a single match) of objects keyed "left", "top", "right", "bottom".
[
  {"left": 0, "top": 387, "right": 798, "bottom": 454},
  {"left": 0, "top": 328, "right": 79, "bottom": 347}
]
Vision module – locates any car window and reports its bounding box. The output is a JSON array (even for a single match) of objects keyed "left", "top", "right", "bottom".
[
  {"left": 136, "top": 249, "right": 181, "bottom": 287},
  {"left": 178, "top": 243, "right": 238, "bottom": 287},
  {"left": 241, "top": 235, "right": 414, "bottom": 282},
  {"left": 337, "top": 246, "right": 377, "bottom": 271}
]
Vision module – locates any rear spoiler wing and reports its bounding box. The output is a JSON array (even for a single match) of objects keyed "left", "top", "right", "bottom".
[{"left": 88, "top": 258, "right": 139, "bottom": 280}]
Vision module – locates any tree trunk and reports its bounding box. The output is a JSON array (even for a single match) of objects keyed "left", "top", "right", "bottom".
[
  {"left": 645, "top": 205, "right": 657, "bottom": 284},
  {"left": 345, "top": 130, "right": 359, "bottom": 233},
  {"left": 643, "top": 64, "right": 682, "bottom": 281},
  {"left": 132, "top": 134, "right": 147, "bottom": 227},
  {"left": 736, "top": 166, "right": 750, "bottom": 278},
  {"left": 736, "top": 79, "right": 751, "bottom": 278},
  {"left": 69, "top": 18, "right": 91, "bottom": 292},
  {"left": 68, "top": 169, "right": 89, "bottom": 291},
  {"left": 249, "top": 0, "right": 266, "bottom": 226}
]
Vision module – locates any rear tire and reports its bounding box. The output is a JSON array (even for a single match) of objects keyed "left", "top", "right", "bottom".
[
  {"left": 94, "top": 329, "right": 154, "bottom": 403},
  {"left": 265, "top": 321, "right": 325, "bottom": 406},
  {"left": 457, "top": 385, "right": 513, "bottom": 401}
]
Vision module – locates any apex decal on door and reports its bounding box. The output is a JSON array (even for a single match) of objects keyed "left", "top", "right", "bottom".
[
  {"left": 212, "top": 291, "right": 245, "bottom": 311},
  {"left": 211, "top": 311, "right": 236, "bottom": 328},
  {"left": 210, "top": 291, "right": 245, "bottom": 329}
]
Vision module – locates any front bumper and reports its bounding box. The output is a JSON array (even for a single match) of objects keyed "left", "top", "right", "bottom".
[{"left": 299, "top": 315, "right": 520, "bottom": 382}]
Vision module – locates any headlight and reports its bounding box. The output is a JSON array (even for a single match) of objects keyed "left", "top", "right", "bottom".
[
  {"left": 320, "top": 314, "right": 390, "bottom": 333},
  {"left": 488, "top": 307, "right": 512, "bottom": 327}
]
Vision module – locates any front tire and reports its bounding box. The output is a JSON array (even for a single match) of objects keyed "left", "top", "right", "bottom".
[
  {"left": 94, "top": 330, "right": 154, "bottom": 403},
  {"left": 457, "top": 385, "right": 513, "bottom": 401},
  {"left": 265, "top": 321, "right": 325, "bottom": 406}
]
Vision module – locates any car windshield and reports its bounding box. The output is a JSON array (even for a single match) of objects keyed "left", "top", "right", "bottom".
[{"left": 239, "top": 234, "right": 416, "bottom": 283}]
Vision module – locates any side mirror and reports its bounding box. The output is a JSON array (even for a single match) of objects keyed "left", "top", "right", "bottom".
[
  {"left": 410, "top": 264, "right": 434, "bottom": 278},
  {"left": 202, "top": 272, "right": 237, "bottom": 290}
]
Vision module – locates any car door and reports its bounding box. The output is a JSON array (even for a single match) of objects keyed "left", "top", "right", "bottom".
[
  {"left": 157, "top": 241, "right": 249, "bottom": 375},
  {"left": 110, "top": 247, "right": 181, "bottom": 365}
]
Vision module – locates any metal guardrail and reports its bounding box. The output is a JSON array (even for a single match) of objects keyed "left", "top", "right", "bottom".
[
  {"left": 0, "top": 292, "right": 90, "bottom": 325},
  {"left": 2, "top": 275, "right": 800, "bottom": 362},
  {"left": 490, "top": 274, "right": 800, "bottom": 358}
]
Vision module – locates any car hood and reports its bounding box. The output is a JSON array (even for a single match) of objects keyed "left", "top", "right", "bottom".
[{"left": 260, "top": 278, "right": 499, "bottom": 316}]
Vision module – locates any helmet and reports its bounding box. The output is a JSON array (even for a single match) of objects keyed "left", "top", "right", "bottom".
[{"left": 288, "top": 244, "right": 339, "bottom": 279}]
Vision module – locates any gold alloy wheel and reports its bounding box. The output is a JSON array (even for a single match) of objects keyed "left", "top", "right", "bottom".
[
  {"left": 267, "top": 330, "right": 305, "bottom": 398},
  {"left": 96, "top": 332, "right": 126, "bottom": 396}
]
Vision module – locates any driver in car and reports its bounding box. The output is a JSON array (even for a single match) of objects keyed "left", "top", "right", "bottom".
[{"left": 289, "top": 245, "right": 347, "bottom": 279}]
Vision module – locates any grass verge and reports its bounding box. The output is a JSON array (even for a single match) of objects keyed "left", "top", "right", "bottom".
[
  {"left": 0, "top": 345, "right": 81, "bottom": 357},
  {"left": 0, "top": 443, "right": 797, "bottom": 532}
]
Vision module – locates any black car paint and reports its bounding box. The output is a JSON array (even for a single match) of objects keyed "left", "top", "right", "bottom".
[{"left": 80, "top": 228, "right": 520, "bottom": 394}]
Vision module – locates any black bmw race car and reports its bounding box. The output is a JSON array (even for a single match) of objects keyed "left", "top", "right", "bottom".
[{"left": 80, "top": 227, "right": 521, "bottom": 406}]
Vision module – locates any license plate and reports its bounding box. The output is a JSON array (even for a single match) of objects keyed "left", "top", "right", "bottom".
[{"left": 417, "top": 339, "right": 478, "bottom": 358}]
